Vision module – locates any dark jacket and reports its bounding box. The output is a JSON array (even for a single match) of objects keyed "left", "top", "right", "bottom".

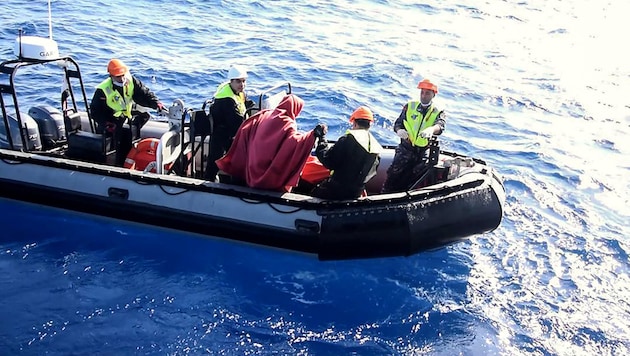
[
  {"left": 203, "top": 88, "right": 254, "bottom": 181},
  {"left": 313, "top": 131, "right": 381, "bottom": 200},
  {"left": 90, "top": 76, "right": 160, "bottom": 128},
  {"left": 210, "top": 95, "right": 254, "bottom": 138}
]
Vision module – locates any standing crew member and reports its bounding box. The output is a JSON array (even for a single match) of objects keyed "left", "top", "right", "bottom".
[{"left": 381, "top": 78, "right": 445, "bottom": 193}]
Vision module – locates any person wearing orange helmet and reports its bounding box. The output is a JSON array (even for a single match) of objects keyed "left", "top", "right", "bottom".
[
  {"left": 91, "top": 58, "right": 165, "bottom": 166},
  {"left": 381, "top": 78, "right": 446, "bottom": 193},
  {"left": 311, "top": 106, "right": 383, "bottom": 200}
]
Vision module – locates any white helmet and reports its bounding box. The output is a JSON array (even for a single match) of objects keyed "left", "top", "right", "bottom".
[{"left": 227, "top": 65, "right": 248, "bottom": 80}]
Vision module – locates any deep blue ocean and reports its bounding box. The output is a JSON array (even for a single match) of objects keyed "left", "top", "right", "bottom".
[{"left": 1, "top": 0, "right": 629, "bottom": 355}]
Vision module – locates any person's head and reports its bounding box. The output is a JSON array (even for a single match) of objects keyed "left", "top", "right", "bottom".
[
  {"left": 107, "top": 58, "right": 129, "bottom": 87},
  {"left": 417, "top": 79, "right": 438, "bottom": 106},
  {"left": 349, "top": 106, "right": 374, "bottom": 129},
  {"left": 275, "top": 94, "right": 304, "bottom": 120},
  {"left": 228, "top": 65, "right": 248, "bottom": 94}
]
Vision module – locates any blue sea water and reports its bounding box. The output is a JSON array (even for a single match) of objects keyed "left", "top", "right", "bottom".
[{"left": 1, "top": 0, "right": 629, "bottom": 355}]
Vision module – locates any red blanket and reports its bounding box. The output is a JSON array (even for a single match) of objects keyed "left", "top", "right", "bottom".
[{"left": 216, "top": 94, "right": 316, "bottom": 191}]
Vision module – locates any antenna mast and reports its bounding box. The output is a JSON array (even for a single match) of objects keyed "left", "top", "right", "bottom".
[{"left": 48, "top": 0, "right": 53, "bottom": 39}]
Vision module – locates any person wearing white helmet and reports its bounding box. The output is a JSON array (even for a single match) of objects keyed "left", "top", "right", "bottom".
[{"left": 205, "top": 64, "right": 255, "bottom": 182}]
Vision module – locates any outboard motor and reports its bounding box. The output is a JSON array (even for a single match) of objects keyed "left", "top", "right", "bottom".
[
  {"left": 0, "top": 112, "right": 42, "bottom": 151},
  {"left": 28, "top": 105, "right": 66, "bottom": 149}
]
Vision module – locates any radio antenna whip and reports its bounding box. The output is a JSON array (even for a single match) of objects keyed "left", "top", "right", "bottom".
[{"left": 48, "top": 0, "right": 53, "bottom": 39}]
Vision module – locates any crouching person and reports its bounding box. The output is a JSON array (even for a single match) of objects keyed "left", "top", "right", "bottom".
[
  {"left": 91, "top": 58, "right": 165, "bottom": 166},
  {"left": 312, "top": 106, "right": 383, "bottom": 200}
]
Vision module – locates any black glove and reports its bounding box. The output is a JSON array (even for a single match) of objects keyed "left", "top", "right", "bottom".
[
  {"left": 313, "top": 123, "right": 327, "bottom": 139},
  {"left": 316, "top": 137, "right": 328, "bottom": 149},
  {"left": 245, "top": 99, "right": 255, "bottom": 109}
]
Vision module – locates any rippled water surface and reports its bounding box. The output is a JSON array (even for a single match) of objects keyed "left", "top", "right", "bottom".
[{"left": 1, "top": 0, "right": 629, "bottom": 355}]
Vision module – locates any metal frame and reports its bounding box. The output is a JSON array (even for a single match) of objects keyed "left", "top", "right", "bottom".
[{"left": 0, "top": 55, "right": 93, "bottom": 151}]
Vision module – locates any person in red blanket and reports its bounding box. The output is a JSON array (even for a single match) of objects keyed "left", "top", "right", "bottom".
[{"left": 216, "top": 94, "right": 327, "bottom": 192}]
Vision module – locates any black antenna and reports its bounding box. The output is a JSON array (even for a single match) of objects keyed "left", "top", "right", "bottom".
[
  {"left": 48, "top": 0, "right": 53, "bottom": 39},
  {"left": 18, "top": 29, "right": 23, "bottom": 58}
]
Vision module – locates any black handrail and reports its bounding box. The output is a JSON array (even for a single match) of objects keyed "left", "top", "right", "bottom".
[{"left": 0, "top": 55, "right": 93, "bottom": 151}]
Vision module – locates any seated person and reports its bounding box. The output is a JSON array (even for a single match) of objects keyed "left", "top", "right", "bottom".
[
  {"left": 204, "top": 64, "right": 255, "bottom": 182},
  {"left": 311, "top": 106, "right": 382, "bottom": 200},
  {"left": 91, "top": 58, "right": 164, "bottom": 166},
  {"left": 216, "top": 94, "right": 327, "bottom": 192}
]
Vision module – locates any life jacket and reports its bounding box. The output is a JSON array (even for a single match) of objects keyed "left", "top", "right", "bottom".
[
  {"left": 96, "top": 74, "right": 135, "bottom": 119},
  {"left": 214, "top": 82, "right": 246, "bottom": 116},
  {"left": 345, "top": 129, "right": 382, "bottom": 186},
  {"left": 326, "top": 129, "right": 382, "bottom": 177},
  {"left": 403, "top": 101, "right": 440, "bottom": 147},
  {"left": 346, "top": 129, "right": 383, "bottom": 154},
  {"left": 124, "top": 138, "right": 162, "bottom": 173},
  {"left": 301, "top": 130, "right": 383, "bottom": 186}
]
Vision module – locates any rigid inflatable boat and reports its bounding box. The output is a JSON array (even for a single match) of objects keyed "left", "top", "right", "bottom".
[{"left": 0, "top": 35, "right": 505, "bottom": 260}]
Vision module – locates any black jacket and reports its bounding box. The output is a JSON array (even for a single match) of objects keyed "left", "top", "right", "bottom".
[
  {"left": 210, "top": 96, "right": 254, "bottom": 138},
  {"left": 90, "top": 76, "right": 160, "bottom": 127},
  {"left": 314, "top": 132, "right": 380, "bottom": 200}
]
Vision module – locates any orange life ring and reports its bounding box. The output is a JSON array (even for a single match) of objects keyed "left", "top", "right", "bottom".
[{"left": 124, "top": 138, "right": 160, "bottom": 173}]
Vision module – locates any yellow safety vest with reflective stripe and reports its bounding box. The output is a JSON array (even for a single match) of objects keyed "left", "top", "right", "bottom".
[
  {"left": 214, "top": 82, "right": 246, "bottom": 116},
  {"left": 403, "top": 101, "right": 439, "bottom": 147},
  {"left": 96, "top": 75, "right": 135, "bottom": 119}
]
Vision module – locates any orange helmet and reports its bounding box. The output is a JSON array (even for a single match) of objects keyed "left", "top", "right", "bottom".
[
  {"left": 349, "top": 106, "right": 374, "bottom": 122},
  {"left": 417, "top": 79, "right": 438, "bottom": 94},
  {"left": 107, "top": 58, "right": 128, "bottom": 76}
]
